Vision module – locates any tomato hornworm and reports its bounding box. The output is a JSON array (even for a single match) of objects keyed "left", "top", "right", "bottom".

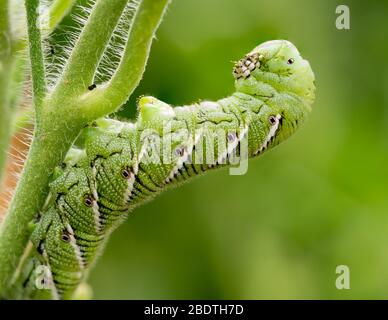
[{"left": 8, "top": 40, "right": 315, "bottom": 299}]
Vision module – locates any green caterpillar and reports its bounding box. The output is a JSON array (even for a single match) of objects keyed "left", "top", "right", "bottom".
[{"left": 8, "top": 40, "right": 315, "bottom": 299}]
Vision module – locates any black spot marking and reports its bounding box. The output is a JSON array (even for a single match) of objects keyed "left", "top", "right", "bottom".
[
  {"left": 88, "top": 84, "right": 97, "bottom": 91},
  {"left": 37, "top": 242, "right": 45, "bottom": 255},
  {"left": 269, "top": 116, "right": 277, "bottom": 126},
  {"left": 84, "top": 195, "right": 94, "bottom": 207},
  {"left": 121, "top": 167, "right": 131, "bottom": 179},
  {"left": 61, "top": 231, "right": 71, "bottom": 243}
]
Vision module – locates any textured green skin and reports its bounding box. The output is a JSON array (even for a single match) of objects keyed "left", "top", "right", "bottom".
[{"left": 9, "top": 40, "right": 315, "bottom": 299}]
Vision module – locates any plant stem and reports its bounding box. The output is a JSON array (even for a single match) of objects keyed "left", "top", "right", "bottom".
[
  {"left": 9, "top": 0, "right": 79, "bottom": 136},
  {"left": 53, "top": 0, "right": 128, "bottom": 96},
  {"left": 48, "top": 0, "right": 77, "bottom": 32},
  {"left": 80, "top": 0, "right": 171, "bottom": 119},
  {"left": 25, "top": 0, "right": 47, "bottom": 113}
]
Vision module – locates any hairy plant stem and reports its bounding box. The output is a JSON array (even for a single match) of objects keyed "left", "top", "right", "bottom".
[
  {"left": 53, "top": 0, "right": 128, "bottom": 95},
  {"left": 0, "top": 0, "right": 12, "bottom": 183},
  {"left": 80, "top": 0, "right": 170, "bottom": 118},
  {"left": 25, "top": 0, "right": 47, "bottom": 114},
  {"left": 0, "top": 0, "right": 76, "bottom": 181},
  {"left": 0, "top": 0, "right": 170, "bottom": 295},
  {"left": 48, "top": 0, "right": 77, "bottom": 32},
  {"left": 9, "top": 0, "right": 81, "bottom": 137}
]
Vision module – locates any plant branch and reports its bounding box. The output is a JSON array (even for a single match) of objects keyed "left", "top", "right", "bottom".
[
  {"left": 48, "top": 0, "right": 76, "bottom": 32},
  {"left": 9, "top": 0, "right": 78, "bottom": 136},
  {"left": 52, "top": 0, "right": 128, "bottom": 96},
  {"left": 12, "top": 0, "right": 77, "bottom": 54},
  {"left": 79, "top": 0, "right": 171, "bottom": 120},
  {"left": 25, "top": 0, "right": 47, "bottom": 114}
]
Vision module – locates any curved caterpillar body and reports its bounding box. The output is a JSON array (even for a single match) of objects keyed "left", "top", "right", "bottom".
[{"left": 10, "top": 40, "right": 315, "bottom": 299}]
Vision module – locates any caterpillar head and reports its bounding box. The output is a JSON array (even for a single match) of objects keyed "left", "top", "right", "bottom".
[{"left": 234, "top": 40, "right": 316, "bottom": 152}]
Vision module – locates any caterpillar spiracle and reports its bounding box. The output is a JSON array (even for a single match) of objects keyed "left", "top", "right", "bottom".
[{"left": 8, "top": 40, "right": 315, "bottom": 299}]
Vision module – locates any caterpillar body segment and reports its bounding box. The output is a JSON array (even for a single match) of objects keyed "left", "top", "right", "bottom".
[{"left": 10, "top": 40, "right": 315, "bottom": 299}]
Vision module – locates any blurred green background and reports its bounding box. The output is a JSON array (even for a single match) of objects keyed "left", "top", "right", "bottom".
[{"left": 87, "top": 0, "right": 388, "bottom": 299}]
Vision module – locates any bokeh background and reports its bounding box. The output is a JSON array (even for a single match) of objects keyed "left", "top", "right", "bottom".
[
  {"left": 86, "top": 0, "right": 388, "bottom": 299},
  {"left": 88, "top": 0, "right": 388, "bottom": 299},
  {"left": 5, "top": 0, "right": 387, "bottom": 299}
]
